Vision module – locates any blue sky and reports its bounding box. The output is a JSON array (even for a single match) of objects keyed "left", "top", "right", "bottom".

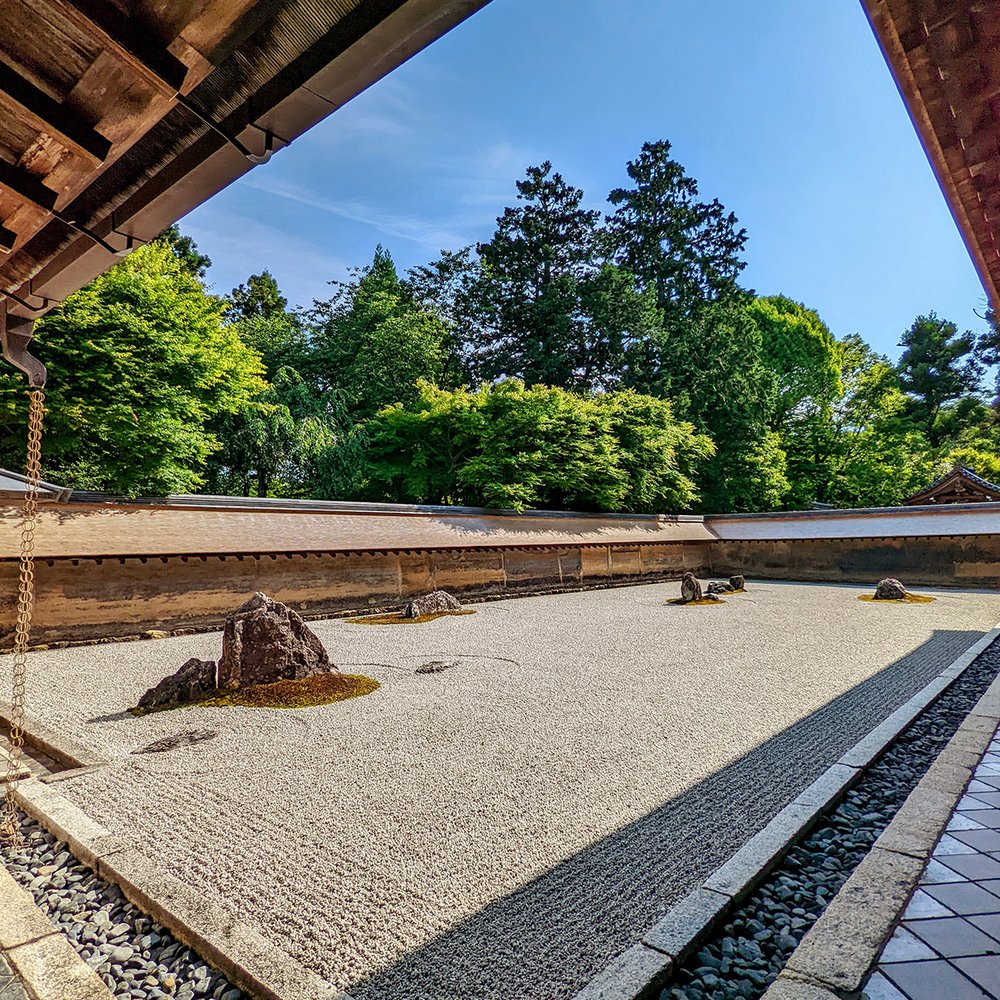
[{"left": 183, "top": 0, "right": 991, "bottom": 360}]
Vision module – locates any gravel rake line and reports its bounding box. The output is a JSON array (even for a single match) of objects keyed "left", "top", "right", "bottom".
[
  {"left": 1, "top": 817, "right": 250, "bottom": 1000},
  {"left": 661, "top": 639, "right": 1000, "bottom": 1000}
]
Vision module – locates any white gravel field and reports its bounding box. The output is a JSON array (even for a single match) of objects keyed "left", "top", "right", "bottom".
[{"left": 8, "top": 581, "right": 1000, "bottom": 999}]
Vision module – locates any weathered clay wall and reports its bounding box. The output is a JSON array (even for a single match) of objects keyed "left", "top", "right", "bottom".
[
  {"left": 711, "top": 535, "right": 1000, "bottom": 588},
  {"left": 0, "top": 542, "right": 713, "bottom": 646}
]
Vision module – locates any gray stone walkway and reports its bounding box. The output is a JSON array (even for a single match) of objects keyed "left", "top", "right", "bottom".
[
  {"left": 0, "top": 954, "right": 27, "bottom": 1000},
  {"left": 867, "top": 724, "right": 1000, "bottom": 1000}
]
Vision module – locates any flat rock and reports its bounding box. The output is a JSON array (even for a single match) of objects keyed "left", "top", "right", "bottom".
[
  {"left": 874, "top": 577, "right": 907, "bottom": 600},
  {"left": 133, "top": 729, "right": 218, "bottom": 754},
  {"left": 403, "top": 590, "right": 462, "bottom": 619}
]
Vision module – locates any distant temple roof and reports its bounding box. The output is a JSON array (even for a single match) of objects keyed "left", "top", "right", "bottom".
[
  {"left": 902, "top": 465, "right": 1000, "bottom": 506},
  {"left": 0, "top": 468, "right": 70, "bottom": 503}
]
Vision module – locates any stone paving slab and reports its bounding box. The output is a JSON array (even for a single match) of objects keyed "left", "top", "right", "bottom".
[
  {"left": 869, "top": 729, "right": 1000, "bottom": 1000},
  {"left": 5, "top": 582, "right": 1000, "bottom": 1000},
  {"left": 0, "top": 955, "right": 27, "bottom": 1000},
  {"left": 0, "top": 865, "right": 113, "bottom": 1000}
]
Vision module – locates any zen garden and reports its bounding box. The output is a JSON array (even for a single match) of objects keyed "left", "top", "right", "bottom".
[{"left": 3, "top": 4, "right": 1000, "bottom": 1000}]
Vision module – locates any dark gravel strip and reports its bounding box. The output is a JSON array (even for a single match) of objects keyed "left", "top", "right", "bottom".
[
  {"left": 1, "top": 814, "right": 250, "bottom": 1000},
  {"left": 661, "top": 639, "right": 1000, "bottom": 1000}
]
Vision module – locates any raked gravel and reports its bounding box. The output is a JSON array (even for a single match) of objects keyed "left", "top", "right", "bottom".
[
  {"left": 663, "top": 635, "right": 1000, "bottom": 1000},
  {"left": 3, "top": 581, "right": 999, "bottom": 999}
]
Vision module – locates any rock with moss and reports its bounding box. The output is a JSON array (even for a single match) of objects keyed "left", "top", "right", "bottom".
[
  {"left": 136, "top": 658, "right": 218, "bottom": 713},
  {"left": 218, "top": 591, "right": 334, "bottom": 689},
  {"left": 707, "top": 581, "right": 734, "bottom": 595},
  {"left": 874, "top": 578, "right": 907, "bottom": 601},
  {"left": 403, "top": 590, "right": 463, "bottom": 619},
  {"left": 730, "top": 575, "right": 745, "bottom": 591},
  {"left": 680, "top": 573, "right": 703, "bottom": 603}
]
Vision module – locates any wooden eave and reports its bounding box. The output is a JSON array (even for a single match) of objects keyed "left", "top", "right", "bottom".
[
  {"left": 0, "top": 0, "right": 490, "bottom": 321},
  {"left": 862, "top": 0, "right": 1000, "bottom": 314}
]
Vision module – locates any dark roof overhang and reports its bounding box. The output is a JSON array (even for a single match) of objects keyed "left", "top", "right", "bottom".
[
  {"left": 862, "top": 0, "right": 1000, "bottom": 314},
  {"left": 0, "top": 0, "right": 490, "bottom": 324}
]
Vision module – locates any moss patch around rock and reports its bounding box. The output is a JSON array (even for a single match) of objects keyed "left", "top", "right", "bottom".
[
  {"left": 664, "top": 598, "right": 726, "bottom": 607},
  {"left": 199, "top": 673, "right": 380, "bottom": 710},
  {"left": 346, "top": 609, "right": 477, "bottom": 625},
  {"left": 857, "top": 593, "right": 936, "bottom": 604}
]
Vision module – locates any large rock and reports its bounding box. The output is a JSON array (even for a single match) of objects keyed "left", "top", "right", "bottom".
[
  {"left": 874, "top": 578, "right": 907, "bottom": 601},
  {"left": 680, "top": 573, "right": 703, "bottom": 603},
  {"left": 403, "top": 590, "right": 463, "bottom": 619},
  {"left": 218, "top": 592, "right": 334, "bottom": 690},
  {"left": 730, "top": 575, "right": 746, "bottom": 591},
  {"left": 137, "top": 658, "right": 218, "bottom": 713},
  {"left": 707, "top": 581, "right": 734, "bottom": 595}
]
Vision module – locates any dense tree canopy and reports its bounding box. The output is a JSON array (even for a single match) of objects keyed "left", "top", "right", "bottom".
[
  {"left": 4, "top": 139, "right": 999, "bottom": 516},
  {"left": 363, "top": 380, "right": 712, "bottom": 512},
  {"left": 1, "top": 238, "right": 263, "bottom": 496}
]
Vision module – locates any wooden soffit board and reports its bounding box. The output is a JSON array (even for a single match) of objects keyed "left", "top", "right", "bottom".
[{"left": 862, "top": 0, "right": 1000, "bottom": 313}]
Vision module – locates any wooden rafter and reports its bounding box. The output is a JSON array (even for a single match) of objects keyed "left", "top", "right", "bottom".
[
  {"left": 48, "top": 0, "right": 188, "bottom": 94},
  {"left": 0, "top": 62, "right": 111, "bottom": 165},
  {"left": 0, "top": 159, "right": 57, "bottom": 212}
]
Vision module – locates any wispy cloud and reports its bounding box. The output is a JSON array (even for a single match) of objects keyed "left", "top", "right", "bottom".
[
  {"left": 236, "top": 176, "right": 471, "bottom": 254},
  {"left": 230, "top": 66, "right": 541, "bottom": 257},
  {"left": 183, "top": 208, "right": 350, "bottom": 308}
]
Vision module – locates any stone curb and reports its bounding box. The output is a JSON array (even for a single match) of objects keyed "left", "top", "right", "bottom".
[
  {"left": 573, "top": 622, "right": 1000, "bottom": 1000},
  {"left": 761, "top": 645, "right": 1000, "bottom": 999},
  {"left": 0, "top": 865, "right": 115, "bottom": 1000},
  {"left": 10, "top": 780, "right": 353, "bottom": 1000},
  {"left": 0, "top": 699, "right": 107, "bottom": 774}
]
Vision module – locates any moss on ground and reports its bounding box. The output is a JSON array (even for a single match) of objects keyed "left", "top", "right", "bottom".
[
  {"left": 199, "top": 673, "right": 380, "bottom": 709},
  {"left": 858, "top": 593, "right": 936, "bottom": 604},
  {"left": 347, "top": 609, "right": 477, "bottom": 625}
]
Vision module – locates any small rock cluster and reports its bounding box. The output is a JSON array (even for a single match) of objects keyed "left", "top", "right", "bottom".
[
  {"left": 0, "top": 815, "right": 248, "bottom": 1000},
  {"left": 403, "top": 590, "right": 463, "bottom": 619},
  {"left": 873, "top": 578, "right": 908, "bottom": 601},
  {"left": 663, "top": 640, "right": 1000, "bottom": 1000},
  {"left": 137, "top": 592, "right": 335, "bottom": 712},
  {"left": 679, "top": 574, "right": 746, "bottom": 603}
]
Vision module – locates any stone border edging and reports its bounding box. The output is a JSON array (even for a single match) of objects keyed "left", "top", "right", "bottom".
[
  {"left": 761, "top": 645, "right": 1000, "bottom": 999},
  {"left": 0, "top": 864, "right": 115, "bottom": 1000},
  {"left": 0, "top": 699, "right": 107, "bottom": 779},
  {"left": 573, "top": 622, "right": 1000, "bottom": 1000},
  {"left": 10, "top": 779, "right": 353, "bottom": 1000}
]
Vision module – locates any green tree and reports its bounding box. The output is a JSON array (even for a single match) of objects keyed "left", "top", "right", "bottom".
[
  {"left": 0, "top": 241, "right": 264, "bottom": 495},
  {"left": 466, "top": 161, "right": 603, "bottom": 387},
  {"left": 157, "top": 224, "right": 212, "bottom": 279},
  {"left": 420, "top": 163, "right": 662, "bottom": 391},
  {"left": 748, "top": 295, "right": 841, "bottom": 427},
  {"left": 593, "top": 390, "right": 713, "bottom": 513},
  {"left": 651, "top": 301, "right": 786, "bottom": 512},
  {"left": 897, "top": 313, "right": 982, "bottom": 445},
  {"left": 458, "top": 380, "right": 625, "bottom": 510},
  {"left": 362, "top": 380, "right": 712, "bottom": 512},
  {"left": 307, "top": 247, "right": 450, "bottom": 421},
  {"left": 607, "top": 139, "right": 748, "bottom": 324},
  {"left": 782, "top": 334, "right": 932, "bottom": 508},
  {"left": 229, "top": 270, "right": 288, "bottom": 321}
]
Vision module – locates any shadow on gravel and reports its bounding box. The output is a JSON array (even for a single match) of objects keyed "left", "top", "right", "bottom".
[{"left": 346, "top": 628, "right": 989, "bottom": 1000}]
